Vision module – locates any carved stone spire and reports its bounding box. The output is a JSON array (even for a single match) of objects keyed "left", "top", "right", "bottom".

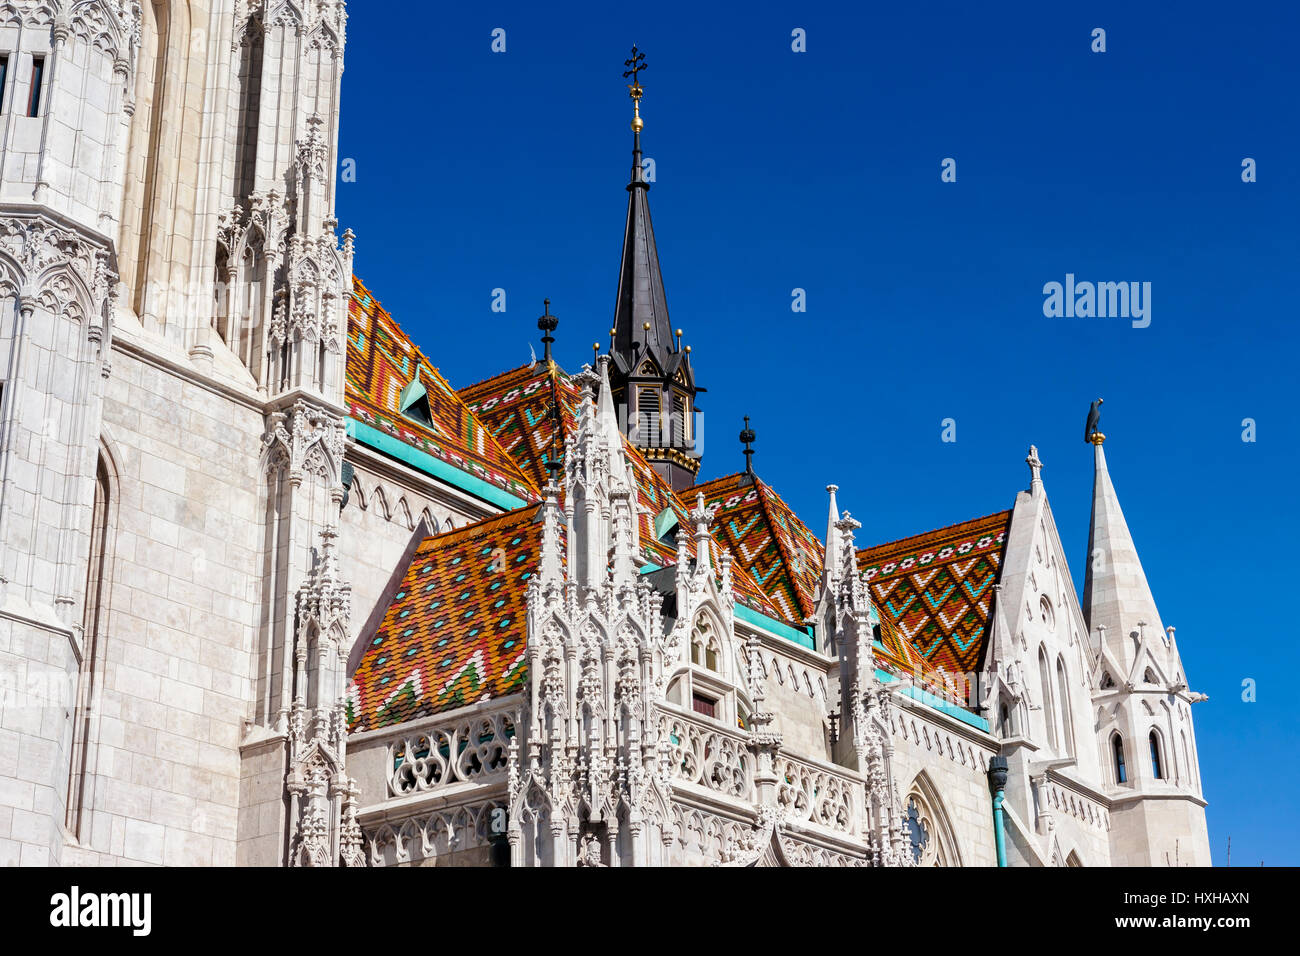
[
  {"left": 1083, "top": 435, "right": 1165, "bottom": 672},
  {"left": 822, "top": 484, "right": 841, "bottom": 590}
]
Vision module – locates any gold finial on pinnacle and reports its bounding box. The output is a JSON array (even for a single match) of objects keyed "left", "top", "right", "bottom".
[
  {"left": 1089, "top": 432, "right": 1106, "bottom": 445},
  {"left": 624, "top": 45, "right": 647, "bottom": 132}
]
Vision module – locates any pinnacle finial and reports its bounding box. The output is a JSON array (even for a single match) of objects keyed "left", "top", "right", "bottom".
[
  {"left": 537, "top": 298, "right": 558, "bottom": 364},
  {"left": 739, "top": 416, "right": 756, "bottom": 476},
  {"left": 623, "top": 45, "right": 647, "bottom": 132},
  {"left": 1026, "top": 444, "right": 1044, "bottom": 487}
]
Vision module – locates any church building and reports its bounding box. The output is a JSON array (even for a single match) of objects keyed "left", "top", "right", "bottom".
[{"left": 0, "top": 3, "right": 1209, "bottom": 867}]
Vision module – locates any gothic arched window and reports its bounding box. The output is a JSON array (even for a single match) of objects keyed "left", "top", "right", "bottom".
[
  {"left": 1149, "top": 730, "right": 1164, "bottom": 780},
  {"left": 1112, "top": 733, "right": 1127, "bottom": 784},
  {"left": 905, "top": 799, "right": 928, "bottom": 864},
  {"left": 671, "top": 391, "right": 689, "bottom": 446},
  {"left": 691, "top": 617, "right": 721, "bottom": 673},
  {"left": 1038, "top": 647, "right": 1056, "bottom": 749},
  {"left": 1056, "top": 657, "right": 1074, "bottom": 757},
  {"left": 635, "top": 386, "right": 660, "bottom": 443},
  {"left": 903, "top": 782, "right": 959, "bottom": 866}
]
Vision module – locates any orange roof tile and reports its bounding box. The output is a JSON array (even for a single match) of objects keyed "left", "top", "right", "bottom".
[
  {"left": 693, "top": 472, "right": 825, "bottom": 624},
  {"left": 346, "top": 507, "right": 540, "bottom": 732},
  {"left": 346, "top": 279, "right": 539, "bottom": 502},
  {"left": 461, "top": 363, "right": 787, "bottom": 621},
  {"left": 857, "top": 510, "right": 1013, "bottom": 676}
]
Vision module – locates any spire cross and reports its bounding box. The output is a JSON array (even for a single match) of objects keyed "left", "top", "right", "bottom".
[
  {"left": 623, "top": 45, "right": 647, "bottom": 95},
  {"left": 624, "top": 46, "right": 647, "bottom": 135}
]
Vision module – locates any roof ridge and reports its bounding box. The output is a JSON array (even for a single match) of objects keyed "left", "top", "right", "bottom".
[
  {"left": 459, "top": 361, "right": 573, "bottom": 402},
  {"left": 858, "top": 508, "right": 1014, "bottom": 557},
  {"left": 691, "top": 471, "right": 747, "bottom": 494},
  {"left": 751, "top": 479, "right": 822, "bottom": 619},
  {"left": 347, "top": 277, "right": 541, "bottom": 497}
]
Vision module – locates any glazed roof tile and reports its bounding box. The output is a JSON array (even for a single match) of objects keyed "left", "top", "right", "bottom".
[
  {"left": 346, "top": 506, "right": 540, "bottom": 732},
  {"left": 460, "top": 363, "right": 786, "bottom": 621},
  {"left": 857, "top": 510, "right": 1013, "bottom": 676},
  {"left": 693, "top": 472, "right": 825, "bottom": 624},
  {"left": 346, "top": 279, "right": 540, "bottom": 503}
]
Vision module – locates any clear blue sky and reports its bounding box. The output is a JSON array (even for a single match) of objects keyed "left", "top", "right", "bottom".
[{"left": 336, "top": 1, "right": 1300, "bottom": 866}]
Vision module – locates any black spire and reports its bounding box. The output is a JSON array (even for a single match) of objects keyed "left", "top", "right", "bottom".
[
  {"left": 611, "top": 46, "right": 673, "bottom": 374},
  {"left": 607, "top": 47, "right": 702, "bottom": 492}
]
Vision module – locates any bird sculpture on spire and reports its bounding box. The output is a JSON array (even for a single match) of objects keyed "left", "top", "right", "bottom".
[{"left": 1085, "top": 398, "right": 1104, "bottom": 444}]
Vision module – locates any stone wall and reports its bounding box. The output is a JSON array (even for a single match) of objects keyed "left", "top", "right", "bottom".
[
  {"left": 61, "top": 338, "right": 267, "bottom": 866},
  {"left": 890, "top": 704, "right": 1000, "bottom": 867},
  {"left": 0, "top": 618, "right": 77, "bottom": 865}
]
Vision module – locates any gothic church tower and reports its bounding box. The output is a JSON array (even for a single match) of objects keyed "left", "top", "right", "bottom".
[
  {"left": 0, "top": 0, "right": 145, "bottom": 867},
  {"left": 0, "top": 1, "right": 355, "bottom": 868},
  {"left": 1083, "top": 433, "right": 1210, "bottom": 866}
]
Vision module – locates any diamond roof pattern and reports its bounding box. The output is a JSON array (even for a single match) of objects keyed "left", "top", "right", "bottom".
[
  {"left": 693, "top": 473, "right": 825, "bottom": 624},
  {"left": 343, "top": 281, "right": 1006, "bottom": 728},
  {"left": 857, "top": 510, "right": 1013, "bottom": 676},
  {"left": 346, "top": 507, "right": 540, "bottom": 732},
  {"left": 460, "top": 363, "right": 785, "bottom": 619}
]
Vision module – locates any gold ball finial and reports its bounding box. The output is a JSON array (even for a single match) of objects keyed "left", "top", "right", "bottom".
[
  {"left": 624, "top": 47, "right": 647, "bottom": 134},
  {"left": 685, "top": 345, "right": 692, "bottom": 354},
  {"left": 643, "top": 322, "right": 651, "bottom": 331}
]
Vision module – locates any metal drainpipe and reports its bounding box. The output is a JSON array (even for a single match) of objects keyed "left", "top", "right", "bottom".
[{"left": 988, "top": 755, "right": 1009, "bottom": 867}]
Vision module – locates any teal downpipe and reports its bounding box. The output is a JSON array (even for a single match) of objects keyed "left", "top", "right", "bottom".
[{"left": 988, "top": 755, "right": 1009, "bottom": 867}]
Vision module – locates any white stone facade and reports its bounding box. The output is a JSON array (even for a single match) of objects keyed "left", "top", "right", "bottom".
[{"left": 0, "top": 1, "right": 1210, "bottom": 867}]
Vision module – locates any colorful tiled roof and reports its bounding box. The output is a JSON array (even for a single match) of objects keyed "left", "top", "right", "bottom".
[
  {"left": 873, "top": 611, "right": 930, "bottom": 677},
  {"left": 857, "top": 510, "right": 1013, "bottom": 676},
  {"left": 459, "top": 363, "right": 580, "bottom": 495},
  {"left": 693, "top": 473, "right": 825, "bottom": 624},
  {"left": 461, "top": 363, "right": 787, "bottom": 622},
  {"left": 346, "top": 279, "right": 540, "bottom": 503},
  {"left": 346, "top": 506, "right": 541, "bottom": 732}
]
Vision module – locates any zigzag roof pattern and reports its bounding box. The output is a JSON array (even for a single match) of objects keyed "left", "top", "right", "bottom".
[
  {"left": 460, "top": 363, "right": 786, "bottom": 621},
  {"left": 857, "top": 510, "right": 1013, "bottom": 676},
  {"left": 346, "top": 279, "right": 540, "bottom": 503},
  {"left": 346, "top": 506, "right": 541, "bottom": 732},
  {"left": 693, "top": 472, "right": 825, "bottom": 624},
  {"left": 691, "top": 472, "right": 938, "bottom": 684}
]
